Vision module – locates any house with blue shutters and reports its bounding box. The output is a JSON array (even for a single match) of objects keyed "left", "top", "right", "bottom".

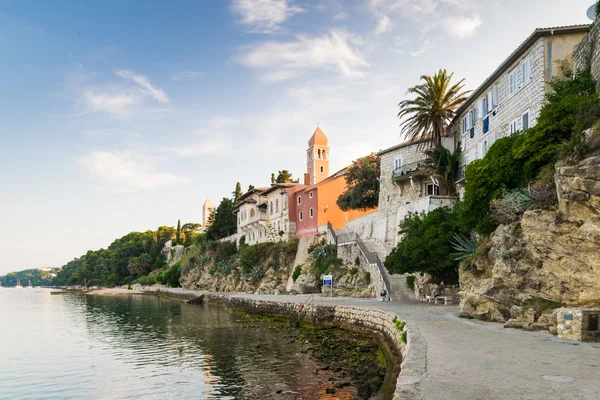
[{"left": 450, "top": 25, "right": 589, "bottom": 190}]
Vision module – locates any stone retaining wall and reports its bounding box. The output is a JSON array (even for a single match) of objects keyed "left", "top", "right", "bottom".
[{"left": 198, "top": 294, "right": 427, "bottom": 400}]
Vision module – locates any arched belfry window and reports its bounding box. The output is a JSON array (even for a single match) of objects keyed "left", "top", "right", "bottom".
[
  {"left": 322, "top": 150, "right": 326, "bottom": 159},
  {"left": 318, "top": 149, "right": 321, "bottom": 159}
]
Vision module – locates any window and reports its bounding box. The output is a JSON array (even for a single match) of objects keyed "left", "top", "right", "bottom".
[
  {"left": 521, "top": 57, "right": 532, "bottom": 85},
  {"left": 284, "top": 197, "right": 287, "bottom": 209},
  {"left": 297, "top": 196, "right": 302, "bottom": 205},
  {"left": 483, "top": 116, "right": 489, "bottom": 134},
  {"left": 309, "top": 191, "right": 313, "bottom": 198},
  {"left": 277, "top": 221, "right": 280, "bottom": 231},
  {"left": 522, "top": 109, "right": 530, "bottom": 131},
  {"left": 318, "top": 149, "right": 321, "bottom": 159},
  {"left": 320, "top": 165, "right": 324, "bottom": 173},
  {"left": 509, "top": 68, "right": 518, "bottom": 95},
  {"left": 462, "top": 115, "right": 468, "bottom": 133},
  {"left": 509, "top": 117, "right": 520, "bottom": 135},
  {"left": 322, "top": 150, "right": 326, "bottom": 159},
  {"left": 468, "top": 109, "right": 475, "bottom": 138},
  {"left": 492, "top": 84, "right": 499, "bottom": 108},
  {"left": 270, "top": 202, "right": 273, "bottom": 215},
  {"left": 284, "top": 220, "right": 288, "bottom": 231},
  {"left": 394, "top": 157, "right": 402, "bottom": 172},
  {"left": 486, "top": 91, "right": 493, "bottom": 113},
  {"left": 426, "top": 183, "right": 440, "bottom": 196},
  {"left": 250, "top": 209, "right": 255, "bottom": 218},
  {"left": 275, "top": 199, "right": 279, "bottom": 213},
  {"left": 589, "top": 314, "right": 599, "bottom": 331},
  {"left": 478, "top": 97, "right": 488, "bottom": 118},
  {"left": 309, "top": 208, "right": 314, "bottom": 218},
  {"left": 299, "top": 211, "right": 303, "bottom": 221}
]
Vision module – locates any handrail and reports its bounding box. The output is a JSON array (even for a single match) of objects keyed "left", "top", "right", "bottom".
[
  {"left": 335, "top": 231, "right": 391, "bottom": 296},
  {"left": 326, "top": 221, "right": 338, "bottom": 245}
]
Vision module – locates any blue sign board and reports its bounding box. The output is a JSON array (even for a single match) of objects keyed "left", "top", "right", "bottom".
[
  {"left": 564, "top": 313, "right": 573, "bottom": 321},
  {"left": 323, "top": 275, "right": 333, "bottom": 287}
]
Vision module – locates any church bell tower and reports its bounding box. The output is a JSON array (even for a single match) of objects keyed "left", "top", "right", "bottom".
[{"left": 306, "top": 127, "right": 330, "bottom": 185}]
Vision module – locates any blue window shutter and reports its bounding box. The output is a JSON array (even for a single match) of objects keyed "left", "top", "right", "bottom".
[{"left": 483, "top": 117, "right": 489, "bottom": 133}]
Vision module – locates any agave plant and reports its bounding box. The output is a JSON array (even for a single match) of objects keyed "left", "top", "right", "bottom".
[{"left": 450, "top": 233, "right": 478, "bottom": 266}]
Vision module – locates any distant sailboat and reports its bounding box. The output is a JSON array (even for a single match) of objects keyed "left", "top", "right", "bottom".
[
  {"left": 27, "top": 279, "right": 33, "bottom": 289},
  {"left": 15, "top": 279, "right": 23, "bottom": 289}
]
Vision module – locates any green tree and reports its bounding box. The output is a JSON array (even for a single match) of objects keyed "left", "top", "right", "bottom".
[
  {"left": 424, "top": 146, "right": 462, "bottom": 196},
  {"left": 398, "top": 69, "right": 470, "bottom": 148},
  {"left": 233, "top": 182, "right": 243, "bottom": 201},
  {"left": 336, "top": 154, "right": 380, "bottom": 211},
  {"left": 248, "top": 184, "right": 255, "bottom": 191},
  {"left": 176, "top": 219, "right": 181, "bottom": 245},
  {"left": 384, "top": 207, "right": 461, "bottom": 283},
  {"left": 271, "top": 170, "right": 299, "bottom": 184},
  {"left": 206, "top": 198, "right": 236, "bottom": 240}
]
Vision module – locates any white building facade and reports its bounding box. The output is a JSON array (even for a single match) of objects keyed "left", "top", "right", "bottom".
[
  {"left": 452, "top": 25, "right": 589, "bottom": 183},
  {"left": 375, "top": 138, "right": 456, "bottom": 245}
]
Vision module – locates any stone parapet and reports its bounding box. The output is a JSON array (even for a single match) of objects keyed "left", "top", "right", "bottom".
[{"left": 200, "top": 294, "right": 427, "bottom": 400}]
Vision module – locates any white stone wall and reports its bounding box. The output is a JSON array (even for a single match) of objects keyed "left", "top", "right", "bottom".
[
  {"left": 264, "top": 189, "right": 292, "bottom": 241},
  {"left": 376, "top": 142, "right": 440, "bottom": 244},
  {"left": 344, "top": 211, "right": 385, "bottom": 241}
]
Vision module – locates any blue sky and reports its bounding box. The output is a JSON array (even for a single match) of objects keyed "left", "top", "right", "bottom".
[{"left": 0, "top": 0, "right": 592, "bottom": 273}]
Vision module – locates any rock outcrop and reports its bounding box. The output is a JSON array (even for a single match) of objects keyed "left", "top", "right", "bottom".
[{"left": 460, "top": 151, "right": 600, "bottom": 330}]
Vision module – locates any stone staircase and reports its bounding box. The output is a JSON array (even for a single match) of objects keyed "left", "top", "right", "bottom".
[{"left": 333, "top": 227, "right": 415, "bottom": 302}]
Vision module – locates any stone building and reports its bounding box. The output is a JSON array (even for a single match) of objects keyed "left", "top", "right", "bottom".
[
  {"left": 449, "top": 25, "right": 589, "bottom": 188},
  {"left": 202, "top": 197, "right": 215, "bottom": 228},
  {"left": 574, "top": 17, "right": 599, "bottom": 86},
  {"left": 234, "top": 187, "right": 268, "bottom": 245},
  {"left": 375, "top": 137, "right": 456, "bottom": 245},
  {"left": 306, "top": 127, "right": 330, "bottom": 185}
]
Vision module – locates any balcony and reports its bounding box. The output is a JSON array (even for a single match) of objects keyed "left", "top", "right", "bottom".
[{"left": 392, "top": 159, "right": 427, "bottom": 183}]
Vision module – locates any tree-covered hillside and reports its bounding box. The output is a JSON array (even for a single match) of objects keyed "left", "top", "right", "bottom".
[
  {"left": 52, "top": 223, "right": 199, "bottom": 287},
  {"left": 0, "top": 268, "right": 61, "bottom": 287}
]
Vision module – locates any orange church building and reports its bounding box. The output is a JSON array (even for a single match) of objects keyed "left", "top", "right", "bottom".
[{"left": 294, "top": 128, "right": 377, "bottom": 238}]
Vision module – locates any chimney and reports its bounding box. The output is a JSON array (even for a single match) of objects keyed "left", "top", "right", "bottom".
[{"left": 304, "top": 173, "right": 310, "bottom": 186}]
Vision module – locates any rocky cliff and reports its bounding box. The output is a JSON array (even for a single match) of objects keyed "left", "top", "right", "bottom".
[{"left": 459, "top": 150, "right": 600, "bottom": 331}]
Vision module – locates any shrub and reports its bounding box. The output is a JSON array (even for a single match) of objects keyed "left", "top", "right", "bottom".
[
  {"left": 156, "top": 262, "right": 181, "bottom": 287},
  {"left": 385, "top": 207, "right": 461, "bottom": 283},
  {"left": 292, "top": 265, "right": 302, "bottom": 282},
  {"left": 405, "top": 275, "right": 415, "bottom": 291},
  {"left": 364, "top": 272, "right": 371, "bottom": 284},
  {"left": 137, "top": 275, "right": 156, "bottom": 286},
  {"left": 490, "top": 190, "right": 533, "bottom": 225}
]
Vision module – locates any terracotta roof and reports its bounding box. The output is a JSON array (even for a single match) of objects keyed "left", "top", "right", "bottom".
[
  {"left": 452, "top": 24, "right": 590, "bottom": 121},
  {"left": 308, "top": 127, "right": 328, "bottom": 146},
  {"left": 260, "top": 183, "right": 301, "bottom": 196}
]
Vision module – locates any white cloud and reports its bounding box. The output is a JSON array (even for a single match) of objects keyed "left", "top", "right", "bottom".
[
  {"left": 78, "top": 150, "right": 189, "bottom": 192},
  {"left": 374, "top": 14, "right": 393, "bottom": 34},
  {"left": 333, "top": 12, "right": 349, "bottom": 21},
  {"left": 83, "top": 90, "right": 139, "bottom": 116},
  {"left": 410, "top": 40, "right": 433, "bottom": 56},
  {"left": 115, "top": 69, "right": 169, "bottom": 103},
  {"left": 240, "top": 30, "right": 369, "bottom": 80},
  {"left": 441, "top": 15, "right": 482, "bottom": 39},
  {"left": 231, "top": 0, "right": 303, "bottom": 33},
  {"left": 166, "top": 136, "right": 229, "bottom": 157},
  {"left": 80, "top": 69, "right": 169, "bottom": 116},
  {"left": 171, "top": 71, "right": 202, "bottom": 81}
]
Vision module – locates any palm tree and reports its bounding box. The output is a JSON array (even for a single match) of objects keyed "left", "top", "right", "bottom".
[
  {"left": 398, "top": 69, "right": 470, "bottom": 148},
  {"left": 424, "top": 146, "right": 462, "bottom": 196}
]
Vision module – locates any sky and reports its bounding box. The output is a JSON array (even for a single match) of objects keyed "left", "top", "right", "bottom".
[{"left": 0, "top": 0, "right": 593, "bottom": 274}]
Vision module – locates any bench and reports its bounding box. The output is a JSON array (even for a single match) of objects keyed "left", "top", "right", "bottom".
[{"left": 434, "top": 296, "right": 453, "bottom": 305}]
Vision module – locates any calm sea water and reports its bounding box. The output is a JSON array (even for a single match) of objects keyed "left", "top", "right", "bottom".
[{"left": 0, "top": 289, "right": 338, "bottom": 399}]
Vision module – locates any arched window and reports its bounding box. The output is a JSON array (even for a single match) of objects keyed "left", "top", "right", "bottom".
[
  {"left": 299, "top": 211, "right": 303, "bottom": 221},
  {"left": 318, "top": 149, "right": 321, "bottom": 159},
  {"left": 310, "top": 208, "right": 314, "bottom": 218},
  {"left": 275, "top": 199, "right": 279, "bottom": 213},
  {"left": 277, "top": 221, "right": 281, "bottom": 231},
  {"left": 284, "top": 220, "right": 288, "bottom": 230},
  {"left": 270, "top": 202, "right": 273, "bottom": 215},
  {"left": 320, "top": 165, "right": 324, "bottom": 173},
  {"left": 250, "top": 209, "right": 255, "bottom": 218},
  {"left": 322, "top": 150, "right": 326, "bottom": 159}
]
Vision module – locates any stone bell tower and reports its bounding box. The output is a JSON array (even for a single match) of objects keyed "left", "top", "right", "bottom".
[{"left": 306, "top": 127, "right": 330, "bottom": 185}]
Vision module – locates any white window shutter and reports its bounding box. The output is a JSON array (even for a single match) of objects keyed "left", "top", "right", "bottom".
[
  {"left": 493, "top": 85, "right": 499, "bottom": 106},
  {"left": 478, "top": 99, "right": 484, "bottom": 118},
  {"left": 477, "top": 142, "right": 484, "bottom": 159},
  {"left": 486, "top": 91, "right": 493, "bottom": 112}
]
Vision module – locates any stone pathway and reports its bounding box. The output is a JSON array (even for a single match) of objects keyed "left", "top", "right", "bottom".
[{"left": 216, "top": 293, "right": 600, "bottom": 400}]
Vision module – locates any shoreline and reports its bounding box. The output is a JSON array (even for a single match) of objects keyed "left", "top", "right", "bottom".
[{"left": 87, "top": 286, "right": 421, "bottom": 399}]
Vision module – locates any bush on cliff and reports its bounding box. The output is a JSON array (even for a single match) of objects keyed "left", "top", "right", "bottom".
[
  {"left": 385, "top": 207, "right": 461, "bottom": 283},
  {"left": 459, "top": 67, "right": 600, "bottom": 234}
]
